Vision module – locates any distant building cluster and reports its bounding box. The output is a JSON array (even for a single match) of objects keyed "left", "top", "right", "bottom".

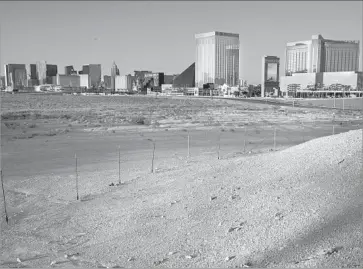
[
  {"left": 280, "top": 34, "right": 361, "bottom": 97},
  {"left": 2, "top": 32, "right": 361, "bottom": 98}
]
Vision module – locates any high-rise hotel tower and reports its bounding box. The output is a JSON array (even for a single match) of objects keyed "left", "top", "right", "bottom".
[
  {"left": 195, "top": 31, "right": 240, "bottom": 88},
  {"left": 285, "top": 34, "right": 359, "bottom": 76}
]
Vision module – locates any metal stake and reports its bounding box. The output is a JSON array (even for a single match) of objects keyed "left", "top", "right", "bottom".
[
  {"left": 1, "top": 170, "right": 9, "bottom": 224},
  {"left": 118, "top": 146, "right": 121, "bottom": 184},
  {"left": 218, "top": 133, "right": 221, "bottom": 160},
  {"left": 244, "top": 126, "right": 247, "bottom": 153},
  {"left": 187, "top": 133, "right": 190, "bottom": 158},
  {"left": 151, "top": 142, "right": 155, "bottom": 173},
  {"left": 273, "top": 127, "right": 276, "bottom": 151},
  {"left": 75, "top": 154, "right": 79, "bottom": 200}
]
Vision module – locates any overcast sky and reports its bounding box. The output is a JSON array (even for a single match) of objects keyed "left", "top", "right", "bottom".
[{"left": 0, "top": 1, "right": 362, "bottom": 84}]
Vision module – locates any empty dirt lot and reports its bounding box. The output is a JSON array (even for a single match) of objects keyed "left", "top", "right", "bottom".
[{"left": 1, "top": 94, "right": 362, "bottom": 268}]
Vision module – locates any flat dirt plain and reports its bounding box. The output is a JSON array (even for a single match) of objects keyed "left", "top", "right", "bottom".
[
  {"left": 0, "top": 93, "right": 362, "bottom": 268},
  {"left": 294, "top": 97, "right": 363, "bottom": 110}
]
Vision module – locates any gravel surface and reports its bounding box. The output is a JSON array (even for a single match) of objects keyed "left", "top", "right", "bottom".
[{"left": 0, "top": 129, "right": 362, "bottom": 268}]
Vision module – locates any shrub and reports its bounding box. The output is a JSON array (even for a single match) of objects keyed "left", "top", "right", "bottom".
[
  {"left": 143, "top": 118, "right": 153, "bottom": 125},
  {"left": 130, "top": 116, "right": 146, "bottom": 125},
  {"left": 61, "top": 114, "right": 72, "bottom": 120},
  {"left": 47, "top": 129, "right": 58, "bottom": 136},
  {"left": 4, "top": 122, "right": 20, "bottom": 129}
]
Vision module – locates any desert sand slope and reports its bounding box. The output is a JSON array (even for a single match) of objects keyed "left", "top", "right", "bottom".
[{"left": 0, "top": 129, "right": 362, "bottom": 268}]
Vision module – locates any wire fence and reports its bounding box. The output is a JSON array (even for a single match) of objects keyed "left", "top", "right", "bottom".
[
  {"left": 1, "top": 120, "right": 362, "bottom": 217},
  {"left": 192, "top": 96, "right": 363, "bottom": 112},
  {"left": 261, "top": 97, "right": 363, "bottom": 111}
]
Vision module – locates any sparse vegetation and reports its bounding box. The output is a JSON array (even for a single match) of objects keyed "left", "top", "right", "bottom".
[
  {"left": 1, "top": 93, "right": 362, "bottom": 268},
  {"left": 1, "top": 94, "right": 361, "bottom": 142}
]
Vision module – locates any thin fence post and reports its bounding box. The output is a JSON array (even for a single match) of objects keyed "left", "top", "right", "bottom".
[
  {"left": 75, "top": 153, "right": 79, "bottom": 200},
  {"left": 187, "top": 132, "right": 190, "bottom": 158},
  {"left": 302, "top": 123, "right": 305, "bottom": 142},
  {"left": 217, "top": 133, "right": 221, "bottom": 160},
  {"left": 244, "top": 126, "right": 247, "bottom": 153},
  {"left": 1, "top": 170, "right": 9, "bottom": 224},
  {"left": 333, "top": 125, "right": 335, "bottom": 135},
  {"left": 151, "top": 142, "right": 155, "bottom": 173},
  {"left": 273, "top": 127, "right": 276, "bottom": 151},
  {"left": 118, "top": 146, "right": 121, "bottom": 185}
]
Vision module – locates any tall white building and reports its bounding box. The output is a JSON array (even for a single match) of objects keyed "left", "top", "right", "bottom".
[
  {"left": 79, "top": 74, "right": 89, "bottom": 88},
  {"left": 36, "top": 61, "right": 47, "bottom": 85},
  {"left": 111, "top": 62, "right": 119, "bottom": 90},
  {"left": 115, "top": 74, "right": 133, "bottom": 91},
  {"left": 195, "top": 31, "right": 240, "bottom": 88},
  {"left": 285, "top": 34, "right": 360, "bottom": 76}
]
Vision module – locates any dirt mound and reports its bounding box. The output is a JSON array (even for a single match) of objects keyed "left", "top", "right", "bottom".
[{"left": 1, "top": 129, "right": 362, "bottom": 268}]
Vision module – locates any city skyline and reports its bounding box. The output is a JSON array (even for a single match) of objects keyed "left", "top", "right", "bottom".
[{"left": 0, "top": 1, "right": 362, "bottom": 84}]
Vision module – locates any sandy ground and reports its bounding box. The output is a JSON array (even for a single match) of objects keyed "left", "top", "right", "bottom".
[
  {"left": 216, "top": 96, "right": 363, "bottom": 111},
  {"left": 295, "top": 97, "right": 363, "bottom": 110},
  {"left": 1, "top": 94, "right": 363, "bottom": 268},
  {"left": 0, "top": 128, "right": 362, "bottom": 268}
]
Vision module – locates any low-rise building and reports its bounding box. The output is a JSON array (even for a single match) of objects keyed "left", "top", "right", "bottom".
[
  {"left": 79, "top": 74, "right": 89, "bottom": 88},
  {"left": 0, "top": 76, "right": 5, "bottom": 89},
  {"left": 115, "top": 75, "right": 133, "bottom": 92},
  {"left": 144, "top": 72, "right": 164, "bottom": 87},
  {"left": 280, "top": 71, "right": 363, "bottom": 97},
  {"left": 161, "top": 84, "right": 173, "bottom": 94},
  {"left": 104, "top": 75, "right": 111, "bottom": 89},
  {"left": 52, "top": 74, "right": 81, "bottom": 87}
]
